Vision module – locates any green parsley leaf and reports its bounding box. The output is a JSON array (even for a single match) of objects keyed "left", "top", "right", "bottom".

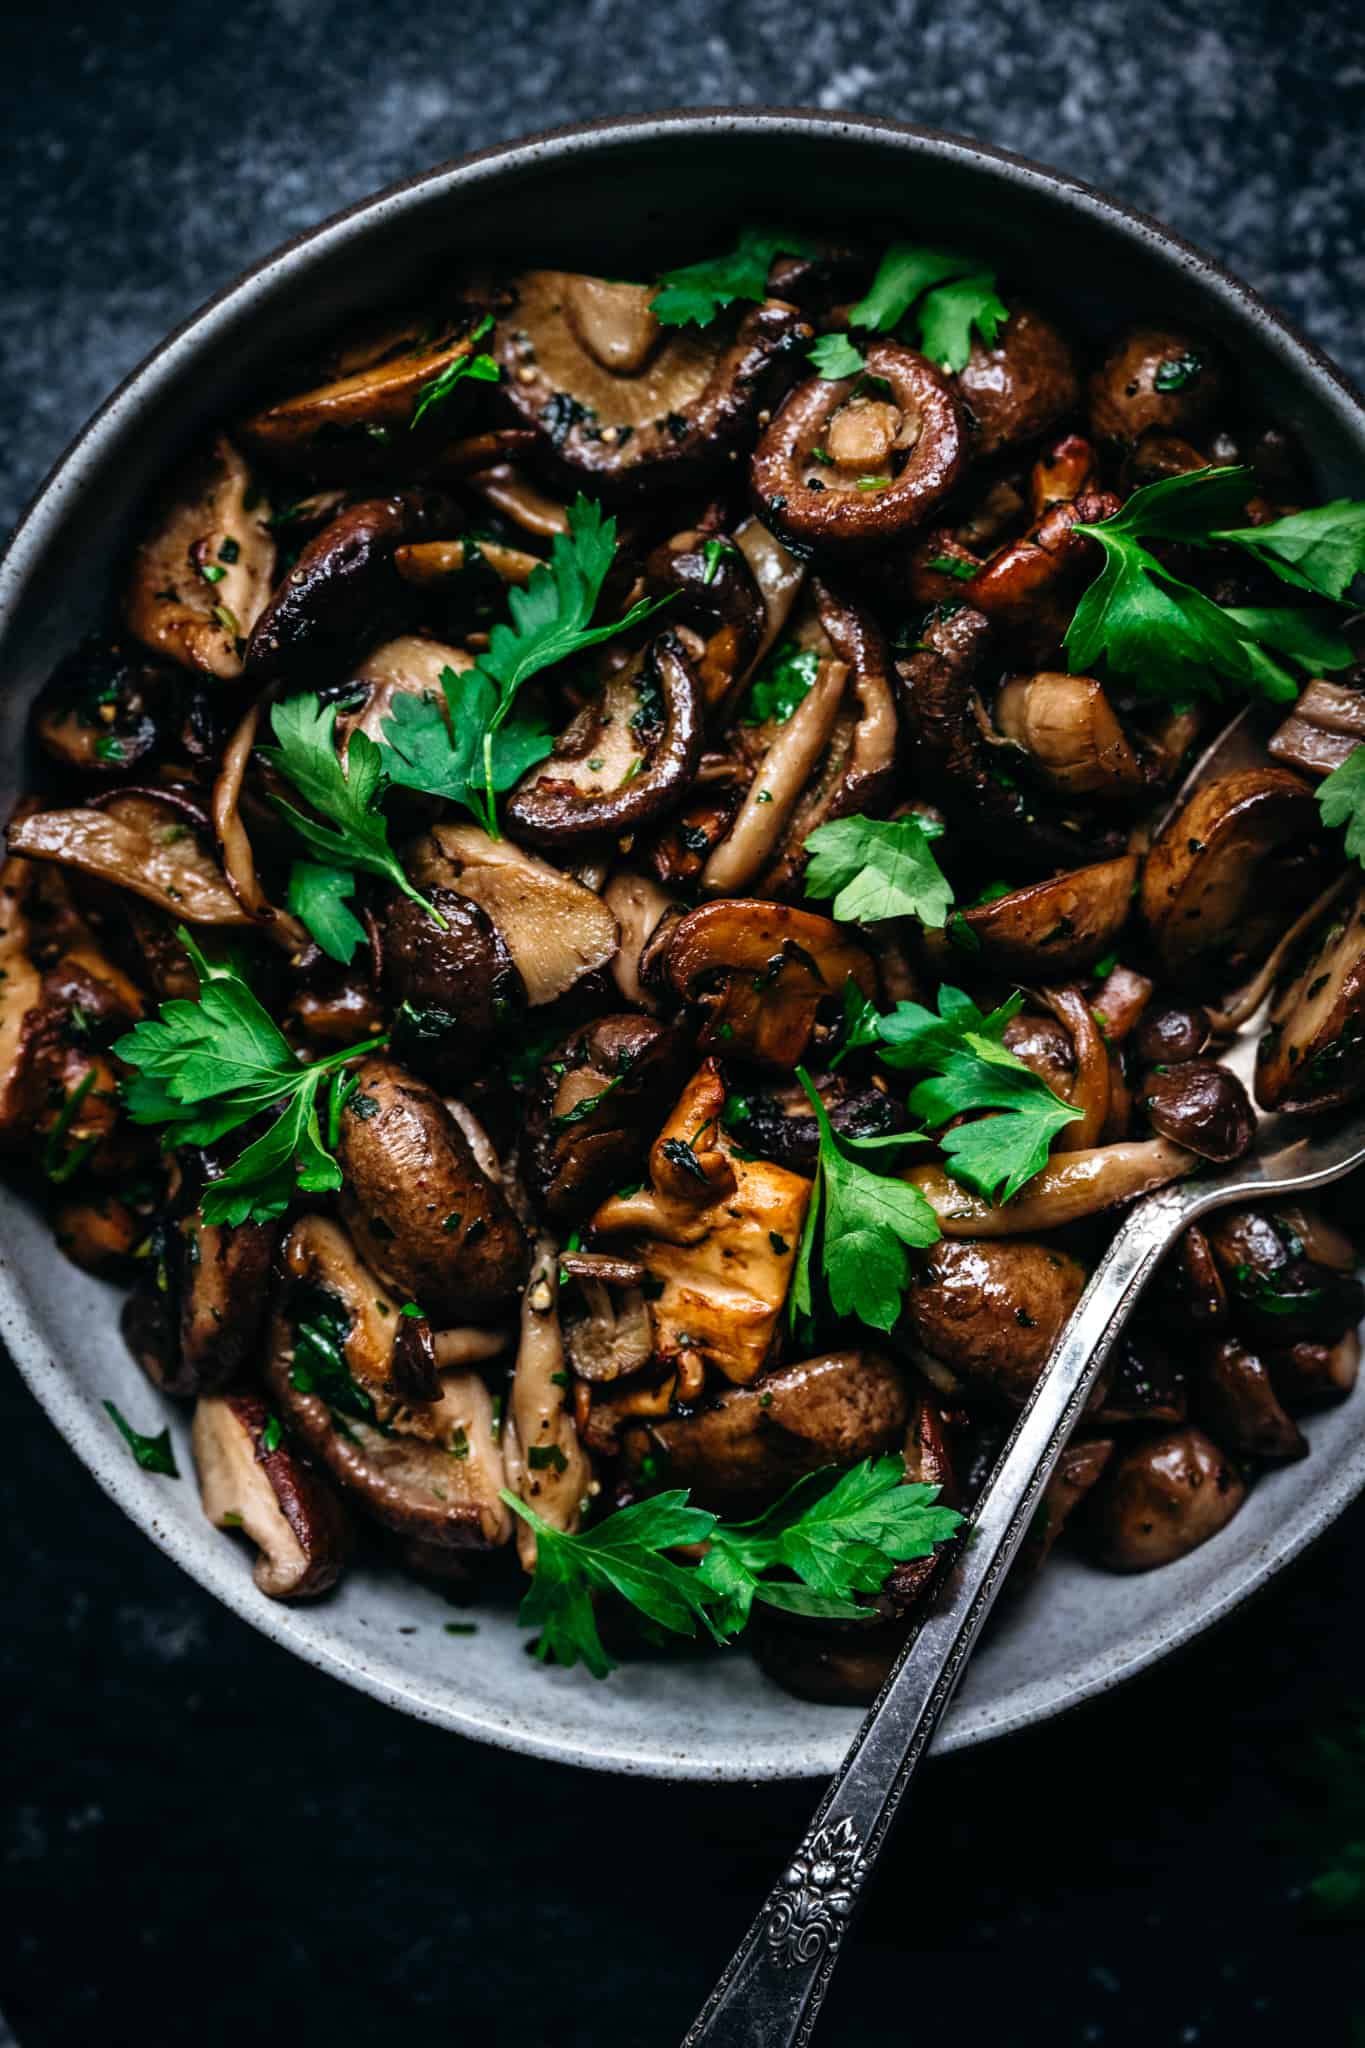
[
  {"left": 850, "top": 245, "right": 973, "bottom": 332},
  {"left": 831, "top": 978, "right": 883, "bottom": 1071},
  {"left": 808, "top": 332, "right": 867, "bottom": 380},
  {"left": 409, "top": 315, "right": 501, "bottom": 430},
  {"left": 877, "top": 985, "right": 1082, "bottom": 1203},
  {"left": 1219, "top": 608, "right": 1354, "bottom": 673},
  {"left": 286, "top": 861, "right": 367, "bottom": 965},
  {"left": 501, "top": 1489, "right": 719, "bottom": 1677},
  {"left": 803, "top": 813, "right": 953, "bottom": 929},
  {"left": 849, "top": 244, "right": 1007, "bottom": 372},
  {"left": 113, "top": 931, "right": 386, "bottom": 1226},
  {"left": 1212, "top": 500, "right": 1365, "bottom": 602},
  {"left": 792, "top": 1067, "right": 940, "bottom": 1334},
  {"left": 1318, "top": 745, "right": 1365, "bottom": 867},
  {"left": 651, "top": 226, "right": 816, "bottom": 329},
  {"left": 104, "top": 1400, "right": 179, "bottom": 1476},
  {"left": 741, "top": 639, "right": 820, "bottom": 725},
  {"left": 379, "top": 663, "right": 551, "bottom": 827},
  {"left": 916, "top": 272, "right": 1008, "bottom": 371},
  {"left": 261, "top": 695, "right": 446, "bottom": 922},
  {"left": 700, "top": 537, "right": 738, "bottom": 585}
]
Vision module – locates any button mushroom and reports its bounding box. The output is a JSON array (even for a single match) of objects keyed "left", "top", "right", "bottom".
[
  {"left": 335, "top": 1058, "right": 529, "bottom": 1320},
  {"left": 192, "top": 1391, "right": 349, "bottom": 1599},
  {"left": 955, "top": 305, "right": 1080, "bottom": 462},
  {"left": 384, "top": 886, "right": 526, "bottom": 1088},
  {"left": 1088, "top": 326, "right": 1225, "bottom": 448},
  {"left": 751, "top": 339, "right": 967, "bottom": 556},
  {"left": 124, "top": 437, "right": 274, "bottom": 679},
  {"left": 520, "top": 1013, "right": 689, "bottom": 1223},
  {"left": 664, "top": 898, "right": 875, "bottom": 1068},
  {"left": 1138, "top": 1059, "right": 1256, "bottom": 1163},
  {"left": 589, "top": 1059, "right": 811, "bottom": 1386},
  {"left": 902, "top": 1238, "right": 1087, "bottom": 1409},
  {"left": 1011, "top": 1436, "right": 1115, "bottom": 1582},
  {"left": 1088, "top": 1426, "right": 1246, "bottom": 1572}
]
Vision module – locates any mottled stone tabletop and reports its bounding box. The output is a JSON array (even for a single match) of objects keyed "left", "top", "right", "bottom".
[{"left": 3, "top": 2, "right": 1365, "bottom": 2042}]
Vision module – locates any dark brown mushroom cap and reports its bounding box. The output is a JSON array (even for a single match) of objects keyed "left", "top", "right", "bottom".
[
  {"left": 1256, "top": 884, "right": 1365, "bottom": 1113},
  {"left": 1088, "top": 1426, "right": 1246, "bottom": 1571},
  {"left": 962, "top": 491, "right": 1121, "bottom": 665},
  {"left": 1139, "top": 1059, "right": 1256, "bottom": 1163},
  {"left": 335, "top": 1057, "right": 529, "bottom": 1320},
  {"left": 1195, "top": 1336, "right": 1307, "bottom": 1463},
  {"left": 622, "top": 1350, "right": 911, "bottom": 1516},
  {"left": 1134, "top": 1001, "right": 1211, "bottom": 1066},
  {"left": 520, "top": 1012, "right": 691, "bottom": 1223},
  {"left": 944, "top": 856, "right": 1139, "bottom": 979},
  {"left": 1087, "top": 326, "right": 1225, "bottom": 447},
  {"left": 192, "top": 1389, "right": 349, "bottom": 1600},
  {"left": 493, "top": 273, "right": 811, "bottom": 500},
  {"left": 956, "top": 306, "right": 1080, "bottom": 462},
  {"left": 31, "top": 638, "right": 178, "bottom": 781},
  {"left": 1265, "top": 1333, "right": 1361, "bottom": 1410},
  {"left": 723, "top": 1080, "right": 908, "bottom": 1178},
  {"left": 244, "top": 489, "right": 453, "bottom": 686},
  {"left": 643, "top": 532, "right": 766, "bottom": 718},
  {"left": 902, "top": 1239, "right": 1087, "bottom": 1408},
  {"left": 1094, "top": 1328, "right": 1188, "bottom": 1424},
  {"left": 664, "top": 898, "right": 875, "bottom": 1068},
  {"left": 384, "top": 886, "right": 527, "bottom": 1087},
  {"left": 1012, "top": 1435, "right": 1116, "bottom": 1582},
  {"left": 503, "top": 633, "right": 704, "bottom": 849},
  {"left": 750, "top": 338, "right": 968, "bottom": 557}
]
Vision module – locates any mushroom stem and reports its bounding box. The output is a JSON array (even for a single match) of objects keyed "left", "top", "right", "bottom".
[
  {"left": 701, "top": 658, "right": 848, "bottom": 895},
  {"left": 503, "top": 1237, "right": 592, "bottom": 1569},
  {"left": 1039, "top": 984, "right": 1110, "bottom": 1151},
  {"left": 908, "top": 1139, "right": 1196, "bottom": 1236},
  {"left": 211, "top": 699, "right": 307, "bottom": 949}
]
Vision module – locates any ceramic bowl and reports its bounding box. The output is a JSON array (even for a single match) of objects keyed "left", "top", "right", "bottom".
[{"left": 4, "top": 110, "right": 1364, "bottom": 1780}]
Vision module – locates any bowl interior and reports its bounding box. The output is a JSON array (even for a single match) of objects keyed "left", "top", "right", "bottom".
[{"left": 5, "top": 113, "right": 1365, "bottom": 1779}]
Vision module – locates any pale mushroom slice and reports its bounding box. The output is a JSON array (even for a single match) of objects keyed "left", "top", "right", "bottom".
[
  {"left": 908, "top": 1138, "right": 1197, "bottom": 1237},
  {"left": 124, "top": 436, "right": 274, "bottom": 679},
  {"left": 7, "top": 793, "right": 256, "bottom": 927},
  {"left": 408, "top": 823, "right": 619, "bottom": 1006},
  {"left": 192, "top": 1392, "right": 348, "bottom": 1600},
  {"left": 1256, "top": 883, "right": 1365, "bottom": 1112},
  {"left": 502, "top": 1238, "right": 593, "bottom": 1568}
]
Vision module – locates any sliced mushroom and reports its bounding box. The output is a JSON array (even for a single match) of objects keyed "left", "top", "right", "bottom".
[
  {"left": 1195, "top": 1336, "right": 1307, "bottom": 1462},
  {"left": 245, "top": 489, "right": 452, "bottom": 686},
  {"left": 494, "top": 273, "right": 810, "bottom": 499},
  {"left": 1256, "top": 884, "right": 1365, "bottom": 1112},
  {"left": 501, "top": 1238, "right": 593, "bottom": 1566},
  {"left": 1268, "top": 677, "right": 1365, "bottom": 780},
  {"left": 335, "top": 1057, "right": 528, "bottom": 1320},
  {"left": 938, "top": 856, "right": 1138, "bottom": 979},
  {"left": 622, "top": 1350, "right": 910, "bottom": 1515},
  {"left": 7, "top": 793, "right": 256, "bottom": 927},
  {"left": 407, "top": 823, "right": 619, "bottom": 1006},
  {"left": 665, "top": 898, "right": 874, "bottom": 1068},
  {"left": 504, "top": 633, "right": 703, "bottom": 848},
  {"left": 902, "top": 1239, "right": 1086, "bottom": 1409},
  {"left": 602, "top": 869, "right": 676, "bottom": 1010},
  {"left": 751, "top": 339, "right": 967, "bottom": 555},
  {"left": 31, "top": 637, "right": 179, "bottom": 780},
  {"left": 125, "top": 437, "right": 274, "bottom": 679},
  {"left": 1088, "top": 327, "right": 1224, "bottom": 447},
  {"left": 955, "top": 306, "right": 1080, "bottom": 462},
  {"left": 266, "top": 1214, "right": 511, "bottom": 1548},
  {"left": 521, "top": 1013, "right": 689, "bottom": 1223},
  {"left": 700, "top": 655, "right": 849, "bottom": 895},
  {"left": 394, "top": 534, "right": 542, "bottom": 590},
  {"left": 589, "top": 1060, "right": 811, "bottom": 1386},
  {"left": 1141, "top": 766, "right": 1328, "bottom": 983},
  {"left": 192, "top": 1391, "right": 348, "bottom": 1599},
  {"left": 732, "top": 515, "right": 808, "bottom": 666},
  {"left": 1088, "top": 1426, "right": 1245, "bottom": 1572},
  {"left": 924, "top": 493, "right": 1120, "bottom": 666},
  {"left": 385, "top": 886, "right": 527, "bottom": 1087},
  {"left": 1155, "top": 1223, "right": 1228, "bottom": 1330},
  {"left": 908, "top": 1138, "right": 1197, "bottom": 1236},
  {"left": 993, "top": 673, "right": 1143, "bottom": 798}
]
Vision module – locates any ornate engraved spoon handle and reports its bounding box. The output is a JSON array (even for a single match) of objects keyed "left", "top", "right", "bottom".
[{"left": 681, "top": 1188, "right": 1189, "bottom": 2048}]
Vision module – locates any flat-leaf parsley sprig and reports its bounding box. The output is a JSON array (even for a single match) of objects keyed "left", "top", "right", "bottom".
[
  {"left": 848, "top": 243, "right": 1008, "bottom": 373},
  {"left": 651, "top": 226, "right": 817, "bottom": 329},
  {"left": 113, "top": 930, "right": 387, "bottom": 1227},
  {"left": 501, "top": 1455, "right": 963, "bottom": 1678},
  {"left": 803, "top": 812, "right": 954, "bottom": 929},
  {"left": 379, "top": 494, "right": 671, "bottom": 836}
]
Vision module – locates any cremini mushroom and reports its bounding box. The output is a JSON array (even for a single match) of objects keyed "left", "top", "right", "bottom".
[
  {"left": 993, "top": 672, "right": 1144, "bottom": 797},
  {"left": 1012, "top": 1436, "right": 1115, "bottom": 1581},
  {"left": 956, "top": 306, "right": 1080, "bottom": 462},
  {"left": 192, "top": 1391, "right": 349, "bottom": 1599},
  {"left": 1088, "top": 326, "right": 1225, "bottom": 447},
  {"left": 1088, "top": 1426, "right": 1245, "bottom": 1571},
  {"left": 521, "top": 1013, "right": 689, "bottom": 1223},
  {"left": 1139, "top": 1059, "right": 1256, "bottom": 1162},
  {"left": 902, "top": 1239, "right": 1087, "bottom": 1408},
  {"left": 1196, "top": 1336, "right": 1307, "bottom": 1462},
  {"left": 31, "top": 637, "right": 179, "bottom": 781},
  {"left": 124, "top": 438, "right": 273, "bottom": 680},
  {"left": 938, "top": 856, "right": 1138, "bottom": 979},
  {"left": 384, "top": 886, "right": 526, "bottom": 1088},
  {"left": 1268, "top": 677, "right": 1365, "bottom": 780}
]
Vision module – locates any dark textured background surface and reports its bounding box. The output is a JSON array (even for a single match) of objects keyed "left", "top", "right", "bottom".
[{"left": 4, "top": 3, "right": 1365, "bottom": 2043}]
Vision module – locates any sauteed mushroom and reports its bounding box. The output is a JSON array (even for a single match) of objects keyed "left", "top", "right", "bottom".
[
  {"left": 193, "top": 1391, "right": 348, "bottom": 1599},
  {"left": 956, "top": 306, "right": 1080, "bottom": 461}
]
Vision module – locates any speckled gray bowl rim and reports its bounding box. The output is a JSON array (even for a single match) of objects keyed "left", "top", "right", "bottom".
[{"left": 4, "top": 108, "right": 1365, "bottom": 1780}]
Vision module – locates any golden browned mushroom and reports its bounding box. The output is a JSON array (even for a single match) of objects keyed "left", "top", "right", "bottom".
[
  {"left": 902, "top": 1238, "right": 1087, "bottom": 1408},
  {"left": 520, "top": 1013, "right": 689, "bottom": 1223},
  {"left": 124, "top": 437, "right": 274, "bottom": 679},
  {"left": 908, "top": 1138, "right": 1197, "bottom": 1236},
  {"left": 31, "top": 638, "right": 179, "bottom": 781},
  {"left": 955, "top": 306, "right": 1080, "bottom": 461},
  {"left": 1088, "top": 1426, "right": 1245, "bottom": 1571},
  {"left": 936, "top": 856, "right": 1138, "bottom": 979},
  {"left": 7, "top": 791, "right": 256, "bottom": 928},
  {"left": 192, "top": 1391, "right": 348, "bottom": 1600},
  {"left": 664, "top": 898, "right": 875, "bottom": 1068},
  {"left": 1256, "top": 884, "right": 1365, "bottom": 1112},
  {"left": 993, "top": 673, "right": 1144, "bottom": 798}
]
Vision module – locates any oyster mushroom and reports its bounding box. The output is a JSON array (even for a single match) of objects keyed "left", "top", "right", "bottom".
[
  {"left": 504, "top": 632, "right": 703, "bottom": 848},
  {"left": 664, "top": 898, "right": 875, "bottom": 1068},
  {"left": 1088, "top": 1426, "right": 1245, "bottom": 1572},
  {"left": 521, "top": 1013, "right": 690, "bottom": 1223},
  {"left": 902, "top": 1239, "right": 1087, "bottom": 1408},
  {"left": 7, "top": 791, "right": 255, "bottom": 927},
  {"left": 493, "top": 271, "right": 811, "bottom": 499},
  {"left": 908, "top": 1138, "right": 1197, "bottom": 1236},
  {"left": 955, "top": 306, "right": 1080, "bottom": 462},
  {"left": 406, "top": 823, "right": 619, "bottom": 1007},
  {"left": 1141, "top": 766, "right": 1328, "bottom": 983},
  {"left": 501, "top": 1237, "right": 593, "bottom": 1566},
  {"left": 192, "top": 1391, "right": 348, "bottom": 1599},
  {"left": 700, "top": 654, "right": 849, "bottom": 895},
  {"left": 335, "top": 1057, "right": 529, "bottom": 1321},
  {"left": 1256, "top": 884, "right": 1365, "bottom": 1113},
  {"left": 124, "top": 437, "right": 274, "bottom": 680},
  {"left": 245, "top": 489, "right": 452, "bottom": 686},
  {"left": 589, "top": 1059, "right": 811, "bottom": 1386},
  {"left": 750, "top": 339, "right": 967, "bottom": 556},
  {"left": 602, "top": 869, "right": 677, "bottom": 1010}
]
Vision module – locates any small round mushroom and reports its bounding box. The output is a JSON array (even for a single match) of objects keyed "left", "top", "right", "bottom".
[
  {"left": 1138, "top": 1059, "right": 1256, "bottom": 1163},
  {"left": 1087, "top": 327, "right": 1225, "bottom": 447},
  {"left": 1088, "top": 1426, "right": 1246, "bottom": 1572},
  {"left": 750, "top": 339, "right": 968, "bottom": 556},
  {"left": 1134, "top": 1001, "right": 1211, "bottom": 1066},
  {"left": 993, "top": 672, "right": 1143, "bottom": 798},
  {"left": 192, "top": 1391, "right": 348, "bottom": 1600},
  {"left": 385, "top": 886, "right": 527, "bottom": 1087},
  {"left": 1011, "top": 1436, "right": 1116, "bottom": 1582},
  {"left": 902, "top": 1238, "right": 1087, "bottom": 1408},
  {"left": 1195, "top": 1336, "right": 1307, "bottom": 1463},
  {"left": 335, "top": 1057, "right": 529, "bottom": 1320},
  {"left": 955, "top": 306, "right": 1080, "bottom": 461}
]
